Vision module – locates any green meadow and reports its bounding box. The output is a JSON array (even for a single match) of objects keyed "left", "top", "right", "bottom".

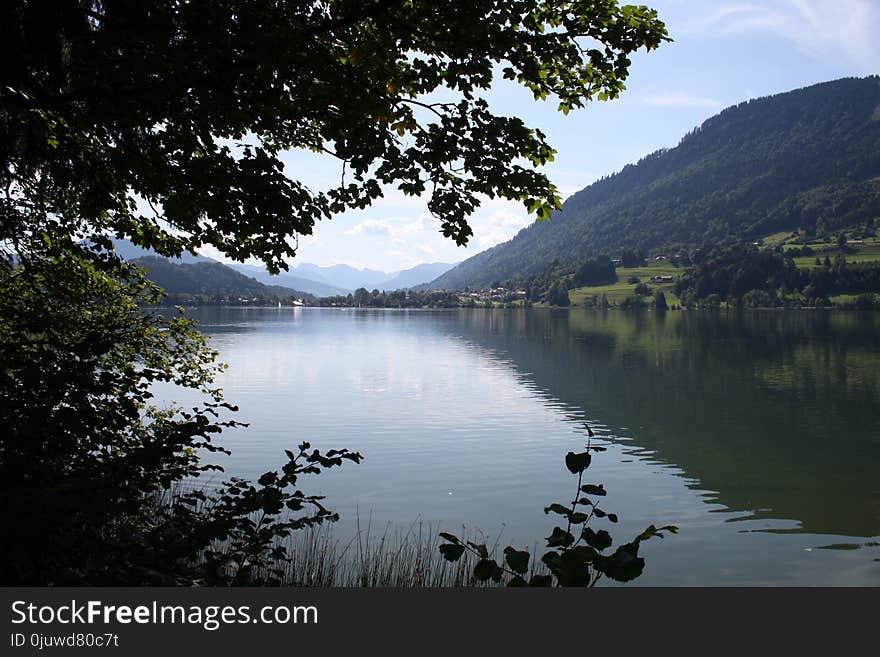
[
  {"left": 789, "top": 238, "right": 880, "bottom": 268},
  {"left": 568, "top": 262, "right": 682, "bottom": 307}
]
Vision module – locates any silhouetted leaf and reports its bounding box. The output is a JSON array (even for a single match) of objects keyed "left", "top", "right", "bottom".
[
  {"left": 544, "top": 503, "right": 571, "bottom": 517},
  {"left": 439, "top": 544, "right": 466, "bottom": 562},
  {"left": 594, "top": 543, "right": 644, "bottom": 582},
  {"left": 529, "top": 575, "right": 553, "bottom": 587},
  {"left": 553, "top": 548, "right": 595, "bottom": 587},
  {"left": 546, "top": 527, "right": 575, "bottom": 548},
  {"left": 468, "top": 542, "right": 489, "bottom": 559},
  {"left": 582, "top": 527, "right": 613, "bottom": 551},
  {"left": 565, "top": 451, "right": 591, "bottom": 474},
  {"left": 504, "top": 547, "right": 530, "bottom": 574},
  {"left": 581, "top": 484, "right": 607, "bottom": 496},
  {"left": 438, "top": 532, "right": 460, "bottom": 545},
  {"left": 474, "top": 559, "right": 502, "bottom": 582}
]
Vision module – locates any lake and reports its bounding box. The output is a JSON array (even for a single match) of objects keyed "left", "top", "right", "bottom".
[{"left": 159, "top": 307, "right": 880, "bottom": 586}]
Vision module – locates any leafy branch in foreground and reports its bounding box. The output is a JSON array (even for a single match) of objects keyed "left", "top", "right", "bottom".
[
  {"left": 163, "top": 442, "right": 363, "bottom": 586},
  {"left": 439, "top": 427, "right": 677, "bottom": 586},
  {"left": 0, "top": 236, "right": 361, "bottom": 585},
  {"left": 2, "top": 1, "right": 668, "bottom": 268}
]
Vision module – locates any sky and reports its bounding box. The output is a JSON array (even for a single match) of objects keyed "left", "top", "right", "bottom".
[{"left": 200, "top": 0, "right": 880, "bottom": 272}]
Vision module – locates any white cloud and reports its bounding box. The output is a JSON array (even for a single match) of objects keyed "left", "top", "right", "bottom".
[
  {"left": 468, "top": 200, "right": 533, "bottom": 249},
  {"left": 344, "top": 219, "right": 395, "bottom": 238},
  {"left": 687, "top": 0, "right": 880, "bottom": 71}
]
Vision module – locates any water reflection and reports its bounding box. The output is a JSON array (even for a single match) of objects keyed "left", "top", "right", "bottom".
[
  {"left": 444, "top": 309, "right": 880, "bottom": 538},
  {"left": 159, "top": 307, "right": 880, "bottom": 584}
]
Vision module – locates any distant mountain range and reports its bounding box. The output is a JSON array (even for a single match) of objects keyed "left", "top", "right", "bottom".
[
  {"left": 110, "top": 239, "right": 455, "bottom": 294},
  {"left": 133, "top": 256, "right": 312, "bottom": 299},
  {"left": 428, "top": 76, "right": 880, "bottom": 290},
  {"left": 221, "top": 264, "right": 351, "bottom": 297},
  {"left": 230, "top": 261, "right": 455, "bottom": 294}
]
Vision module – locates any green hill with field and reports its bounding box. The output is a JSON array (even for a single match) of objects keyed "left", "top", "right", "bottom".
[{"left": 429, "top": 76, "right": 880, "bottom": 291}]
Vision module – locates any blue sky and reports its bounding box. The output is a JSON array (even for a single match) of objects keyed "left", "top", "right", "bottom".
[{"left": 202, "top": 0, "right": 880, "bottom": 272}]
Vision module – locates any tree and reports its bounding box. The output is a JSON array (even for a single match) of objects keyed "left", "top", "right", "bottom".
[
  {"left": 2, "top": 1, "right": 668, "bottom": 267},
  {"left": 653, "top": 289, "right": 668, "bottom": 310},
  {"left": 1, "top": 1, "right": 668, "bottom": 584},
  {"left": 547, "top": 280, "right": 570, "bottom": 306},
  {"left": 573, "top": 255, "right": 617, "bottom": 287},
  {"left": 0, "top": 241, "right": 362, "bottom": 584},
  {"left": 620, "top": 248, "right": 646, "bottom": 268}
]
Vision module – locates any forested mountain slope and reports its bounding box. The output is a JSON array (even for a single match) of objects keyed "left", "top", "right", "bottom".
[
  {"left": 430, "top": 76, "right": 880, "bottom": 290},
  {"left": 133, "top": 257, "right": 311, "bottom": 299}
]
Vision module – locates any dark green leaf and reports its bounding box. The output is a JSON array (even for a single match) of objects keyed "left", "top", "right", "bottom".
[
  {"left": 546, "top": 527, "right": 575, "bottom": 548},
  {"left": 565, "top": 451, "right": 592, "bottom": 474},
  {"left": 468, "top": 542, "right": 489, "bottom": 559},
  {"left": 439, "top": 544, "right": 466, "bottom": 562},
  {"left": 581, "top": 484, "right": 607, "bottom": 496},
  {"left": 582, "top": 527, "right": 613, "bottom": 551},
  {"left": 593, "top": 543, "right": 645, "bottom": 583},
  {"left": 504, "top": 547, "right": 530, "bottom": 574},
  {"left": 474, "top": 559, "right": 501, "bottom": 582},
  {"left": 544, "top": 503, "right": 571, "bottom": 517}
]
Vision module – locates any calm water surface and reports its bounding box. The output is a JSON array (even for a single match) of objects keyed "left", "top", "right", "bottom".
[{"left": 161, "top": 307, "right": 880, "bottom": 586}]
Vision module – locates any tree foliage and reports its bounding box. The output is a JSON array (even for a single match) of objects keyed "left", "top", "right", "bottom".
[
  {"left": 2, "top": 0, "right": 668, "bottom": 269},
  {"left": 674, "top": 243, "right": 880, "bottom": 307},
  {"left": 0, "top": 237, "right": 362, "bottom": 584},
  {"left": 573, "top": 255, "right": 617, "bottom": 287}
]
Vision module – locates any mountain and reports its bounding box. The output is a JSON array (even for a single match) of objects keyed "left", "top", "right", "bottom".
[
  {"left": 132, "top": 257, "right": 312, "bottom": 299},
  {"left": 429, "top": 76, "right": 880, "bottom": 290},
  {"left": 111, "top": 236, "right": 452, "bottom": 294},
  {"left": 110, "top": 238, "right": 212, "bottom": 264},
  {"left": 375, "top": 263, "right": 455, "bottom": 290},
  {"left": 237, "top": 261, "right": 457, "bottom": 292},
  {"left": 293, "top": 263, "right": 391, "bottom": 290},
  {"left": 226, "top": 263, "right": 350, "bottom": 297}
]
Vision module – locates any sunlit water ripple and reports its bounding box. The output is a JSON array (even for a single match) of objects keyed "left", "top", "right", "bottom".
[{"left": 153, "top": 307, "right": 880, "bottom": 586}]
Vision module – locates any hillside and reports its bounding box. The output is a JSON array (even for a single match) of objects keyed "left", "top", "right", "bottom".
[
  {"left": 380, "top": 262, "right": 455, "bottom": 290},
  {"left": 226, "top": 263, "right": 350, "bottom": 297},
  {"left": 112, "top": 236, "right": 453, "bottom": 293},
  {"left": 429, "top": 76, "right": 880, "bottom": 290},
  {"left": 133, "top": 257, "right": 312, "bottom": 300},
  {"left": 111, "top": 238, "right": 212, "bottom": 264}
]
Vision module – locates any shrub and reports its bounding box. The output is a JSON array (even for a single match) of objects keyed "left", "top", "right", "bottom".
[
  {"left": 0, "top": 240, "right": 360, "bottom": 585},
  {"left": 439, "top": 428, "right": 676, "bottom": 586}
]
